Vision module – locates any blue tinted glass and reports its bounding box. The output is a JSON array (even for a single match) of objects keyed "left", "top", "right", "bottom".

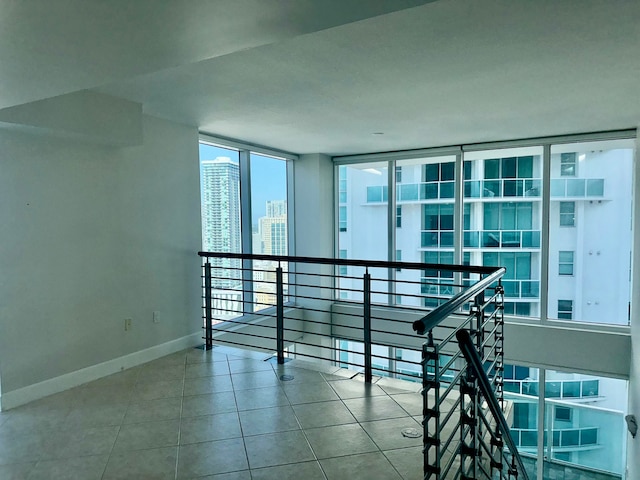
[
  {"left": 586, "top": 179, "right": 604, "bottom": 196},
  {"left": 367, "top": 186, "right": 382, "bottom": 202}
]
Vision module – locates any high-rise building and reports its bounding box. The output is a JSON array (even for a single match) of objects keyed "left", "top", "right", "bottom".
[
  {"left": 200, "top": 156, "right": 242, "bottom": 289},
  {"left": 266, "top": 199, "right": 287, "bottom": 218},
  {"left": 260, "top": 200, "right": 287, "bottom": 256}
]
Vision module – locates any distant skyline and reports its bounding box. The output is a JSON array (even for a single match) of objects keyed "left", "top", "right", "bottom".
[{"left": 199, "top": 143, "right": 287, "bottom": 224}]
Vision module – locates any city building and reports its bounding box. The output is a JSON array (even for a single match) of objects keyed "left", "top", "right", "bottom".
[
  {"left": 200, "top": 156, "right": 242, "bottom": 289},
  {"left": 260, "top": 200, "right": 288, "bottom": 256},
  {"left": 1, "top": 2, "right": 639, "bottom": 479},
  {"left": 337, "top": 144, "right": 633, "bottom": 475}
]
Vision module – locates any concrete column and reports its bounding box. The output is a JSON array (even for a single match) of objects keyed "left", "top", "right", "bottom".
[{"left": 292, "top": 154, "right": 335, "bottom": 361}]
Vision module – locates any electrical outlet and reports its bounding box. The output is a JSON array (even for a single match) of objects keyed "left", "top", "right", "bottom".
[
  {"left": 124, "top": 318, "right": 132, "bottom": 331},
  {"left": 153, "top": 311, "right": 160, "bottom": 324}
]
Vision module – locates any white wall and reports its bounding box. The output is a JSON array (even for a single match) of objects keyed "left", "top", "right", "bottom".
[
  {"left": 292, "top": 154, "right": 335, "bottom": 358},
  {"left": 0, "top": 115, "right": 202, "bottom": 405}
]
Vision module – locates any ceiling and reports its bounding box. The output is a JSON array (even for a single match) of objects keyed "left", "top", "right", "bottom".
[{"left": 2, "top": 0, "right": 639, "bottom": 156}]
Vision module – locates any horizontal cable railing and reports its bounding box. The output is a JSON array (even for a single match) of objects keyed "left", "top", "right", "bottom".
[{"left": 198, "top": 251, "right": 527, "bottom": 479}]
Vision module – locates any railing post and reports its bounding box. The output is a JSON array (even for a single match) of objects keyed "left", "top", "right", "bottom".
[
  {"left": 460, "top": 366, "right": 479, "bottom": 480},
  {"left": 276, "top": 265, "right": 285, "bottom": 364},
  {"left": 496, "top": 281, "right": 505, "bottom": 410},
  {"left": 473, "top": 290, "right": 485, "bottom": 471},
  {"left": 204, "top": 261, "right": 213, "bottom": 350},
  {"left": 474, "top": 291, "right": 485, "bottom": 359},
  {"left": 422, "top": 334, "right": 441, "bottom": 479},
  {"left": 363, "top": 270, "right": 372, "bottom": 383}
]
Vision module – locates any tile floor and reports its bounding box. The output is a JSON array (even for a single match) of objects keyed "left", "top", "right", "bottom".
[{"left": 0, "top": 346, "right": 426, "bottom": 479}]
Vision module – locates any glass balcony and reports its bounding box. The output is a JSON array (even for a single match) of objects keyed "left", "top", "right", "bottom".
[
  {"left": 462, "top": 230, "right": 541, "bottom": 249},
  {"left": 550, "top": 178, "right": 605, "bottom": 198},
  {"left": 367, "top": 178, "right": 604, "bottom": 203},
  {"left": 504, "top": 378, "right": 599, "bottom": 398}
]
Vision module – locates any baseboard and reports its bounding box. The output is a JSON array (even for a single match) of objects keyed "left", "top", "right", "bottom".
[{"left": 0, "top": 332, "right": 201, "bottom": 411}]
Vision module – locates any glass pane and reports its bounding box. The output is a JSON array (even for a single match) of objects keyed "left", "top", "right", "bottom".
[
  {"left": 367, "top": 186, "right": 383, "bottom": 202},
  {"left": 545, "top": 369, "right": 628, "bottom": 476},
  {"left": 465, "top": 146, "right": 542, "bottom": 318},
  {"left": 200, "top": 143, "right": 243, "bottom": 321},
  {"left": 395, "top": 156, "right": 458, "bottom": 309},
  {"left": 337, "top": 163, "right": 388, "bottom": 303},
  {"left": 251, "top": 153, "right": 288, "bottom": 312},
  {"left": 586, "top": 178, "right": 604, "bottom": 196},
  {"left": 566, "top": 179, "right": 585, "bottom": 196},
  {"left": 549, "top": 139, "right": 634, "bottom": 325}
]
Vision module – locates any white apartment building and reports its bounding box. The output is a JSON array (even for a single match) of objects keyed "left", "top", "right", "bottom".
[{"left": 337, "top": 141, "right": 633, "bottom": 476}]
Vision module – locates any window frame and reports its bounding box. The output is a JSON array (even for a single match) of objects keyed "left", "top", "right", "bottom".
[
  {"left": 559, "top": 201, "right": 576, "bottom": 227},
  {"left": 199, "top": 133, "right": 297, "bottom": 317},
  {"left": 558, "top": 251, "right": 574, "bottom": 276},
  {"left": 333, "top": 130, "right": 635, "bottom": 332}
]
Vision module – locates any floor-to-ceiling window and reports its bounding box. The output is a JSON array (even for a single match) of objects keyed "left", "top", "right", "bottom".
[
  {"left": 333, "top": 132, "right": 635, "bottom": 479},
  {"left": 199, "top": 136, "right": 295, "bottom": 321}
]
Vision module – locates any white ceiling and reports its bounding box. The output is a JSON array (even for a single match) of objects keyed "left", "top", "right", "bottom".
[{"left": 3, "top": 0, "right": 639, "bottom": 155}]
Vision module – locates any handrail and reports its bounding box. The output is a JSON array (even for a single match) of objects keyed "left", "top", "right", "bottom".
[
  {"left": 456, "top": 328, "right": 530, "bottom": 480},
  {"left": 412, "top": 267, "right": 505, "bottom": 335},
  {"left": 198, "top": 251, "right": 498, "bottom": 275}
]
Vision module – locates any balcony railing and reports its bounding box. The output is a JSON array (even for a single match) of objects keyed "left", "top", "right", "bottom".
[
  {"left": 504, "top": 378, "right": 599, "bottom": 398},
  {"left": 365, "top": 177, "right": 605, "bottom": 204},
  {"left": 199, "top": 251, "right": 528, "bottom": 479},
  {"left": 514, "top": 427, "right": 599, "bottom": 449}
]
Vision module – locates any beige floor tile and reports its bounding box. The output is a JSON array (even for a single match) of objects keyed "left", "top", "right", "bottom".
[
  {"left": 251, "top": 460, "right": 325, "bottom": 480},
  {"left": 281, "top": 381, "right": 339, "bottom": 404},
  {"left": 0, "top": 431, "right": 46, "bottom": 466},
  {"left": 239, "top": 405, "right": 300, "bottom": 436},
  {"left": 177, "top": 438, "right": 248, "bottom": 478},
  {"left": 28, "top": 454, "right": 109, "bottom": 480},
  {"left": 230, "top": 370, "right": 279, "bottom": 391},
  {"left": 383, "top": 446, "right": 423, "bottom": 480},
  {"left": 112, "top": 418, "right": 180, "bottom": 452},
  {"left": 360, "top": 417, "right": 423, "bottom": 451},
  {"left": 185, "top": 362, "right": 231, "bottom": 378},
  {"left": 228, "top": 358, "right": 274, "bottom": 374},
  {"left": 343, "top": 396, "right": 412, "bottom": 422},
  {"left": 186, "top": 349, "right": 230, "bottom": 364},
  {"left": 183, "top": 374, "right": 233, "bottom": 396},
  {"left": 132, "top": 378, "right": 185, "bottom": 401},
  {"left": 320, "top": 451, "right": 403, "bottom": 480},
  {"left": 234, "top": 385, "right": 289, "bottom": 411},
  {"left": 124, "top": 397, "right": 183, "bottom": 424},
  {"left": 390, "top": 392, "right": 424, "bottom": 416},
  {"left": 328, "top": 379, "right": 386, "bottom": 399},
  {"left": 41, "top": 426, "right": 119, "bottom": 460},
  {"left": 138, "top": 364, "right": 186, "bottom": 383},
  {"left": 180, "top": 412, "right": 242, "bottom": 444},
  {"left": 103, "top": 446, "right": 178, "bottom": 480},
  {"left": 244, "top": 430, "right": 315, "bottom": 469},
  {"left": 181, "top": 391, "right": 237, "bottom": 417},
  {"left": 64, "top": 404, "right": 127, "bottom": 429},
  {"left": 0, "top": 462, "right": 36, "bottom": 480},
  {"left": 292, "top": 400, "right": 357, "bottom": 429},
  {"left": 304, "top": 423, "right": 378, "bottom": 459}
]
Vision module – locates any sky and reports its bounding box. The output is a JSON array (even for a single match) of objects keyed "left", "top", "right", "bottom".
[{"left": 199, "top": 142, "right": 287, "bottom": 224}]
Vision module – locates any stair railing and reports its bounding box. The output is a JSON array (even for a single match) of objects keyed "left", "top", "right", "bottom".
[{"left": 413, "top": 269, "right": 530, "bottom": 480}]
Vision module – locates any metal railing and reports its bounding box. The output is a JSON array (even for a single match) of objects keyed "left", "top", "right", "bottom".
[
  {"left": 414, "top": 270, "right": 530, "bottom": 479},
  {"left": 199, "top": 251, "right": 528, "bottom": 479}
]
